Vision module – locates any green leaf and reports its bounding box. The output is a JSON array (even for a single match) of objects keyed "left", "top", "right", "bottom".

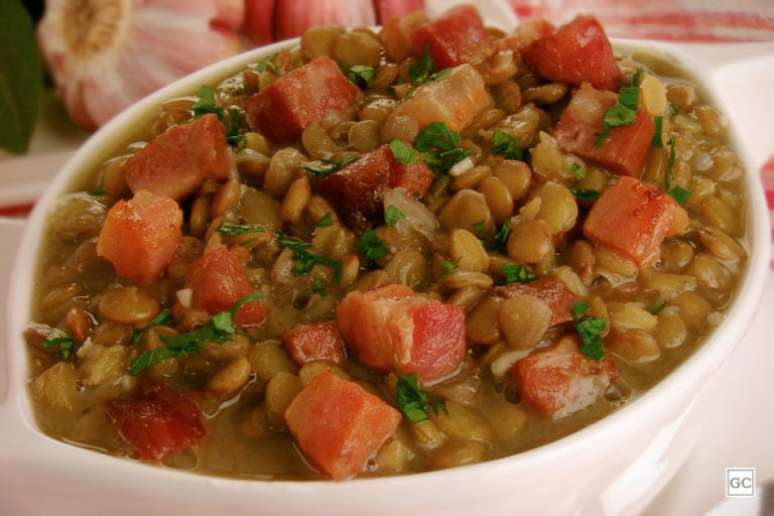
[
  {"left": 253, "top": 53, "right": 280, "bottom": 75},
  {"left": 396, "top": 374, "right": 430, "bottom": 422},
  {"left": 356, "top": 228, "right": 388, "bottom": 260},
  {"left": 441, "top": 259, "right": 458, "bottom": 276},
  {"left": 219, "top": 222, "right": 266, "bottom": 236},
  {"left": 570, "top": 161, "right": 585, "bottom": 180},
  {"left": 669, "top": 102, "right": 679, "bottom": 116},
  {"left": 491, "top": 131, "right": 524, "bottom": 160},
  {"left": 43, "top": 328, "right": 74, "bottom": 360},
  {"left": 501, "top": 263, "right": 537, "bottom": 284},
  {"left": 570, "top": 301, "right": 589, "bottom": 320},
  {"left": 668, "top": 186, "right": 691, "bottom": 205},
  {"left": 315, "top": 213, "right": 334, "bottom": 228},
  {"left": 192, "top": 85, "right": 225, "bottom": 122},
  {"left": 410, "top": 45, "right": 436, "bottom": 86},
  {"left": 576, "top": 316, "right": 606, "bottom": 361},
  {"left": 225, "top": 108, "right": 244, "bottom": 146},
  {"left": 385, "top": 205, "right": 405, "bottom": 226},
  {"left": 648, "top": 300, "right": 666, "bottom": 315},
  {"left": 486, "top": 222, "right": 511, "bottom": 252},
  {"left": 389, "top": 139, "right": 418, "bottom": 164},
  {"left": 595, "top": 84, "right": 640, "bottom": 147},
  {"left": 651, "top": 116, "right": 663, "bottom": 148},
  {"left": 347, "top": 65, "right": 375, "bottom": 89},
  {"left": 472, "top": 221, "right": 487, "bottom": 239},
  {"left": 665, "top": 137, "right": 677, "bottom": 191},
  {"left": 603, "top": 103, "right": 637, "bottom": 127},
  {"left": 0, "top": 1, "right": 42, "bottom": 153},
  {"left": 311, "top": 278, "right": 327, "bottom": 297},
  {"left": 416, "top": 122, "right": 460, "bottom": 152},
  {"left": 303, "top": 154, "right": 359, "bottom": 177},
  {"left": 212, "top": 311, "right": 236, "bottom": 334},
  {"left": 574, "top": 189, "right": 599, "bottom": 202},
  {"left": 231, "top": 291, "right": 265, "bottom": 315},
  {"left": 132, "top": 308, "right": 173, "bottom": 344},
  {"left": 618, "top": 86, "right": 640, "bottom": 111},
  {"left": 277, "top": 234, "right": 342, "bottom": 282},
  {"left": 630, "top": 67, "right": 645, "bottom": 87}
]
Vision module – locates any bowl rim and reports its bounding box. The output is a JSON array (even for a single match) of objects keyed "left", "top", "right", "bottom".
[{"left": 3, "top": 36, "right": 770, "bottom": 491}]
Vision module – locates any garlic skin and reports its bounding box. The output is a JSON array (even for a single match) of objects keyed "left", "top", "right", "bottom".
[
  {"left": 274, "top": 0, "right": 376, "bottom": 41},
  {"left": 37, "top": 0, "right": 244, "bottom": 130}
]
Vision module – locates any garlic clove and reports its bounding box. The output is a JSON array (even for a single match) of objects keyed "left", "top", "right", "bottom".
[
  {"left": 274, "top": 0, "right": 376, "bottom": 41},
  {"left": 37, "top": 0, "right": 244, "bottom": 130},
  {"left": 374, "top": 0, "right": 426, "bottom": 22},
  {"left": 243, "top": 0, "right": 277, "bottom": 45}
]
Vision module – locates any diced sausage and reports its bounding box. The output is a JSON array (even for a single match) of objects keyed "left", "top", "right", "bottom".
[
  {"left": 124, "top": 114, "right": 230, "bottom": 201},
  {"left": 285, "top": 370, "right": 401, "bottom": 480},
  {"left": 583, "top": 176, "right": 689, "bottom": 268},
  {"left": 411, "top": 5, "right": 494, "bottom": 68},
  {"left": 97, "top": 190, "right": 183, "bottom": 285},
  {"left": 336, "top": 285, "right": 466, "bottom": 383},
  {"left": 494, "top": 274, "right": 577, "bottom": 326},
  {"left": 186, "top": 245, "right": 267, "bottom": 327},
  {"left": 246, "top": 57, "right": 359, "bottom": 142},
  {"left": 554, "top": 83, "right": 655, "bottom": 177},
  {"left": 522, "top": 16, "right": 622, "bottom": 91},
  {"left": 106, "top": 382, "right": 205, "bottom": 460},
  {"left": 390, "top": 159, "right": 433, "bottom": 197},
  {"left": 284, "top": 321, "right": 347, "bottom": 366},
  {"left": 509, "top": 336, "right": 618, "bottom": 418},
  {"left": 384, "top": 63, "right": 492, "bottom": 135}
]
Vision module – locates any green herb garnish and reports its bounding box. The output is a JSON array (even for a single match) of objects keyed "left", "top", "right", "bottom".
[
  {"left": 311, "top": 278, "right": 327, "bottom": 297},
  {"left": 570, "top": 161, "right": 585, "bottom": 180},
  {"left": 43, "top": 329, "right": 75, "bottom": 360},
  {"left": 501, "top": 263, "right": 537, "bottom": 284},
  {"left": 669, "top": 102, "right": 679, "bottom": 116},
  {"left": 410, "top": 45, "right": 436, "bottom": 86},
  {"left": 652, "top": 116, "right": 663, "bottom": 148},
  {"left": 129, "top": 293, "right": 264, "bottom": 375},
  {"left": 630, "top": 67, "right": 645, "bottom": 87},
  {"left": 132, "top": 308, "right": 173, "bottom": 345},
  {"left": 347, "top": 65, "right": 375, "bottom": 89},
  {"left": 277, "top": 234, "right": 342, "bottom": 282},
  {"left": 441, "top": 259, "right": 458, "bottom": 276},
  {"left": 648, "top": 300, "right": 666, "bottom": 315},
  {"left": 356, "top": 228, "right": 388, "bottom": 260},
  {"left": 485, "top": 222, "right": 511, "bottom": 252},
  {"left": 218, "top": 222, "right": 266, "bottom": 236},
  {"left": 570, "top": 301, "right": 606, "bottom": 361},
  {"left": 385, "top": 205, "right": 405, "bottom": 226},
  {"left": 192, "top": 85, "right": 225, "bottom": 122},
  {"left": 396, "top": 374, "right": 446, "bottom": 422},
  {"left": 253, "top": 53, "right": 280, "bottom": 75},
  {"left": 303, "top": 154, "right": 359, "bottom": 177},
  {"left": 315, "top": 213, "right": 334, "bottom": 228},
  {"left": 415, "top": 122, "right": 469, "bottom": 174},
  {"left": 226, "top": 108, "right": 244, "bottom": 146},
  {"left": 668, "top": 185, "right": 691, "bottom": 205},
  {"left": 665, "top": 137, "right": 676, "bottom": 190},
  {"left": 472, "top": 221, "right": 487, "bottom": 239},
  {"left": 491, "top": 130, "right": 524, "bottom": 160},
  {"left": 574, "top": 189, "right": 599, "bottom": 202},
  {"left": 389, "top": 139, "right": 418, "bottom": 164},
  {"left": 595, "top": 85, "right": 640, "bottom": 147}
]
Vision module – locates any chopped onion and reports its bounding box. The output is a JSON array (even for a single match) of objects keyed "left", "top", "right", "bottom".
[
  {"left": 383, "top": 187, "right": 439, "bottom": 243},
  {"left": 176, "top": 288, "right": 193, "bottom": 309},
  {"left": 490, "top": 349, "right": 531, "bottom": 379},
  {"left": 449, "top": 157, "right": 474, "bottom": 177}
]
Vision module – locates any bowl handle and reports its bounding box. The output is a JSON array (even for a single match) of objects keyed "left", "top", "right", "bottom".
[
  {"left": 686, "top": 42, "right": 774, "bottom": 173},
  {"left": 0, "top": 217, "right": 27, "bottom": 411}
]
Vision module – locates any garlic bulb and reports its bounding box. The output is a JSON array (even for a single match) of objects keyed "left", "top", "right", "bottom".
[
  {"left": 37, "top": 0, "right": 244, "bottom": 130},
  {"left": 274, "top": 0, "right": 376, "bottom": 41}
]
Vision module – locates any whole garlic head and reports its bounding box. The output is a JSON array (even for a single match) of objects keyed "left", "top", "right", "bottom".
[{"left": 37, "top": 0, "right": 244, "bottom": 130}]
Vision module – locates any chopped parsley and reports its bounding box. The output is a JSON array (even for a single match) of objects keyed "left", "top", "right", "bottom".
[
  {"left": 415, "top": 122, "right": 469, "bottom": 174},
  {"left": 595, "top": 84, "right": 640, "bottom": 147},
  {"left": 311, "top": 278, "right": 327, "bottom": 297},
  {"left": 388, "top": 139, "right": 418, "bottom": 164},
  {"left": 218, "top": 222, "right": 266, "bottom": 236},
  {"left": 132, "top": 308, "right": 173, "bottom": 345},
  {"left": 192, "top": 85, "right": 225, "bottom": 122},
  {"left": 669, "top": 102, "right": 679, "bottom": 116},
  {"left": 665, "top": 136, "right": 677, "bottom": 191},
  {"left": 225, "top": 108, "right": 244, "bottom": 146},
  {"left": 129, "top": 293, "right": 264, "bottom": 375},
  {"left": 43, "top": 328, "right": 74, "bottom": 360},
  {"left": 441, "top": 258, "right": 458, "bottom": 276},
  {"left": 347, "top": 65, "right": 375, "bottom": 89},
  {"left": 277, "top": 234, "right": 342, "bottom": 282},
  {"left": 490, "top": 130, "right": 524, "bottom": 160},
  {"left": 315, "top": 213, "right": 334, "bottom": 228},
  {"left": 410, "top": 45, "right": 436, "bottom": 86},
  {"left": 472, "top": 221, "right": 487, "bottom": 239},
  {"left": 630, "top": 67, "right": 645, "bottom": 86},
  {"left": 385, "top": 205, "right": 405, "bottom": 226},
  {"left": 668, "top": 185, "right": 691, "bottom": 205},
  {"left": 501, "top": 263, "right": 537, "bottom": 284},
  {"left": 570, "top": 161, "right": 585, "bottom": 180},
  {"left": 396, "top": 373, "right": 447, "bottom": 422},
  {"left": 485, "top": 222, "right": 511, "bottom": 252},
  {"left": 647, "top": 300, "right": 667, "bottom": 315},
  {"left": 570, "top": 301, "right": 606, "bottom": 361},
  {"left": 652, "top": 116, "right": 663, "bottom": 148},
  {"left": 252, "top": 53, "right": 280, "bottom": 75},
  {"left": 303, "top": 154, "right": 359, "bottom": 177},
  {"left": 356, "top": 228, "right": 388, "bottom": 260},
  {"left": 574, "top": 189, "right": 599, "bottom": 202}
]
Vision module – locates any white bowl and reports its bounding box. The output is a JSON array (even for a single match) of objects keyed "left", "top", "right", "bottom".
[{"left": 1, "top": 37, "right": 772, "bottom": 516}]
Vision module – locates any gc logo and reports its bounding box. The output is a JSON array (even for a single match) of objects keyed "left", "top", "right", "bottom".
[{"left": 726, "top": 467, "right": 756, "bottom": 497}]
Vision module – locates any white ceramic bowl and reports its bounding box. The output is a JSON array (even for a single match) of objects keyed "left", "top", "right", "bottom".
[{"left": 1, "top": 37, "right": 772, "bottom": 516}]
